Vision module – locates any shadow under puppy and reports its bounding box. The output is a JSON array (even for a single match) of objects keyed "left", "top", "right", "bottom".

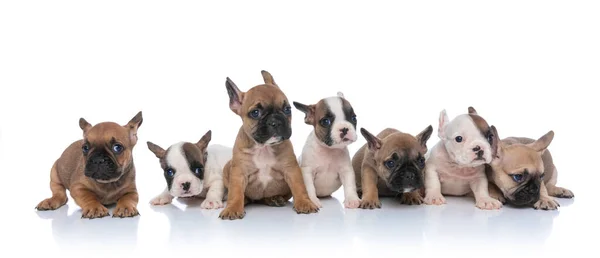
[
  {"left": 35, "top": 111, "right": 144, "bottom": 219},
  {"left": 486, "top": 126, "right": 574, "bottom": 210},
  {"left": 293, "top": 92, "right": 361, "bottom": 209},
  {"left": 352, "top": 125, "right": 433, "bottom": 209},
  {"left": 147, "top": 130, "right": 232, "bottom": 209},
  {"left": 218, "top": 70, "right": 319, "bottom": 220}
]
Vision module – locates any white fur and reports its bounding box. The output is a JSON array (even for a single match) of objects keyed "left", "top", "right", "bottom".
[
  {"left": 424, "top": 111, "right": 502, "bottom": 210},
  {"left": 324, "top": 96, "right": 357, "bottom": 147},
  {"left": 251, "top": 144, "right": 277, "bottom": 188},
  {"left": 166, "top": 142, "right": 203, "bottom": 197}
]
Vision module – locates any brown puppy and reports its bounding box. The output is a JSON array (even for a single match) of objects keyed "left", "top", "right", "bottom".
[
  {"left": 218, "top": 70, "right": 319, "bottom": 220},
  {"left": 486, "top": 126, "right": 574, "bottom": 210},
  {"left": 352, "top": 126, "right": 433, "bottom": 209},
  {"left": 35, "top": 112, "right": 143, "bottom": 219}
]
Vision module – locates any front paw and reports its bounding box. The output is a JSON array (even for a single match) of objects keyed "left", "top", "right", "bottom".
[
  {"left": 554, "top": 188, "right": 574, "bottom": 198},
  {"left": 113, "top": 203, "right": 140, "bottom": 218},
  {"left": 201, "top": 199, "right": 224, "bottom": 209},
  {"left": 293, "top": 198, "right": 319, "bottom": 214},
  {"left": 534, "top": 198, "right": 560, "bottom": 210},
  {"left": 310, "top": 196, "right": 323, "bottom": 208},
  {"left": 401, "top": 192, "right": 424, "bottom": 205},
  {"left": 36, "top": 197, "right": 66, "bottom": 211},
  {"left": 424, "top": 193, "right": 446, "bottom": 205},
  {"left": 344, "top": 197, "right": 361, "bottom": 209},
  {"left": 219, "top": 207, "right": 246, "bottom": 220},
  {"left": 81, "top": 204, "right": 110, "bottom": 219},
  {"left": 150, "top": 195, "right": 173, "bottom": 206},
  {"left": 359, "top": 198, "right": 381, "bottom": 209},
  {"left": 476, "top": 197, "right": 503, "bottom": 210}
]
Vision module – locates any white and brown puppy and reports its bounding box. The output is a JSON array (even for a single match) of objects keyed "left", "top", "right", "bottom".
[
  {"left": 486, "top": 127, "right": 574, "bottom": 210},
  {"left": 146, "top": 130, "right": 232, "bottom": 209},
  {"left": 423, "top": 107, "right": 502, "bottom": 210},
  {"left": 293, "top": 92, "right": 361, "bottom": 209},
  {"left": 352, "top": 126, "right": 433, "bottom": 209},
  {"left": 218, "top": 70, "right": 319, "bottom": 220}
]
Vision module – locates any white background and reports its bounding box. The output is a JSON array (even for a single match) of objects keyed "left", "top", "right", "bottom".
[{"left": 1, "top": 1, "right": 599, "bottom": 257}]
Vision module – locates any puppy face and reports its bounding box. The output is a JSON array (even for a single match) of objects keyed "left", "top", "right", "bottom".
[
  {"left": 225, "top": 71, "right": 292, "bottom": 145},
  {"left": 79, "top": 111, "right": 143, "bottom": 183},
  {"left": 293, "top": 92, "right": 358, "bottom": 148},
  {"left": 489, "top": 127, "right": 554, "bottom": 206},
  {"left": 361, "top": 126, "right": 433, "bottom": 192},
  {"left": 147, "top": 130, "right": 212, "bottom": 197},
  {"left": 438, "top": 107, "right": 496, "bottom": 167}
]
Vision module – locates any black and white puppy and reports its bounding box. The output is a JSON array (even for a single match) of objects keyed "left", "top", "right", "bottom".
[
  {"left": 293, "top": 92, "right": 361, "bottom": 208},
  {"left": 147, "top": 130, "right": 232, "bottom": 209}
]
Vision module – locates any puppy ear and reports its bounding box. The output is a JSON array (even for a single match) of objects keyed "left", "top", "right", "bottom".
[
  {"left": 527, "top": 130, "right": 554, "bottom": 153},
  {"left": 416, "top": 125, "right": 433, "bottom": 149},
  {"left": 196, "top": 130, "right": 212, "bottom": 152},
  {"left": 360, "top": 128, "right": 382, "bottom": 151},
  {"left": 337, "top": 91, "right": 345, "bottom": 99},
  {"left": 293, "top": 101, "right": 316, "bottom": 125},
  {"left": 79, "top": 118, "right": 92, "bottom": 134},
  {"left": 261, "top": 70, "right": 279, "bottom": 88},
  {"left": 125, "top": 111, "right": 143, "bottom": 145},
  {"left": 468, "top": 106, "right": 478, "bottom": 115},
  {"left": 147, "top": 141, "right": 166, "bottom": 159},
  {"left": 226, "top": 77, "right": 244, "bottom": 115},
  {"left": 438, "top": 109, "right": 450, "bottom": 139},
  {"left": 490, "top": 125, "right": 502, "bottom": 159}
]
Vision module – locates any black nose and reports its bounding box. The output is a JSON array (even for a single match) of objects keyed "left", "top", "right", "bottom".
[
  {"left": 91, "top": 155, "right": 109, "bottom": 164},
  {"left": 476, "top": 150, "right": 484, "bottom": 157},
  {"left": 267, "top": 117, "right": 283, "bottom": 128},
  {"left": 473, "top": 146, "right": 481, "bottom": 152},
  {"left": 182, "top": 182, "right": 191, "bottom": 191},
  {"left": 340, "top": 128, "right": 349, "bottom": 136}
]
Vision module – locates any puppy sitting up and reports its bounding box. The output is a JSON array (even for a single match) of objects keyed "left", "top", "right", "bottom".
[
  {"left": 147, "top": 130, "right": 232, "bottom": 209},
  {"left": 293, "top": 92, "right": 361, "bottom": 209}
]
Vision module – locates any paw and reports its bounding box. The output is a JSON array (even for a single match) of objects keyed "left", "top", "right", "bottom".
[
  {"left": 554, "top": 187, "right": 574, "bottom": 198},
  {"left": 476, "top": 197, "right": 503, "bottom": 210},
  {"left": 113, "top": 203, "right": 139, "bottom": 218},
  {"left": 400, "top": 193, "right": 424, "bottom": 205},
  {"left": 263, "top": 195, "right": 289, "bottom": 207},
  {"left": 534, "top": 198, "right": 560, "bottom": 210},
  {"left": 201, "top": 199, "right": 224, "bottom": 209},
  {"left": 359, "top": 198, "right": 381, "bottom": 209},
  {"left": 310, "top": 196, "right": 323, "bottom": 208},
  {"left": 36, "top": 197, "right": 66, "bottom": 211},
  {"left": 424, "top": 193, "right": 446, "bottom": 205},
  {"left": 150, "top": 195, "right": 173, "bottom": 206},
  {"left": 344, "top": 197, "right": 361, "bottom": 209},
  {"left": 81, "top": 204, "right": 110, "bottom": 219},
  {"left": 218, "top": 207, "right": 246, "bottom": 220},
  {"left": 293, "top": 198, "right": 319, "bottom": 214}
]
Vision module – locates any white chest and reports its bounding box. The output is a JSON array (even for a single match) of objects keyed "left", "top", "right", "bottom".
[{"left": 251, "top": 146, "right": 278, "bottom": 186}]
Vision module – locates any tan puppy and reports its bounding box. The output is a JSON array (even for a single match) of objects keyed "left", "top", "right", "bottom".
[
  {"left": 352, "top": 126, "right": 433, "bottom": 209},
  {"left": 486, "top": 126, "right": 574, "bottom": 210},
  {"left": 218, "top": 70, "right": 319, "bottom": 220},
  {"left": 35, "top": 112, "right": 143, "bottom": 219}
]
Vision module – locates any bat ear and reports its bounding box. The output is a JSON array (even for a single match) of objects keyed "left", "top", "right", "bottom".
[
  {"left": 226, "top": 77, "right": 244, "bottom": 115},
  {"left": 79, "top": 118, "right": 92, "bottom": 134},
  {"left": 196, "top": 130, "right": 212, "bottom": 153},
  {"left": 261, "top": 70, "right": 279, "bottom": 88},
  {"left": 527, "top": 130, "right": 555, "bottom": 154},
  {"left": 147, "top": 141, "right": 166, "bottom": 159},
  {"left": 416, "top": 125, "right": 433, "bottom": 150},
  {"left": 125, "top": 111, "right": 143, "bottom": 145},
  {"left": 438, "top": 109, "right": 450, "bottom": 139},
  {"left": 360, "top": 128, "right": 382, "bottom": 151},
  {"left": 293, "top": 101, "right": 316, "bottom": 125}
]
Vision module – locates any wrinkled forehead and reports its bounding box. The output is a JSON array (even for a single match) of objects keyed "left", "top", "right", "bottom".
[
  {"left": 378, "top": 134, "right": 421, "bottom": 160},
  {"left": 449, "top": 114, "right": 490, "bottom": 139},
  {"left": 245, "top": 85, "right": 288, "bottom": 108},
  {"left": 315, "top": 96, "right": 354, "bottom": 119},
  {"left": 86, "top": 122, "right": 129, "bottom": 144},
  {"left": 502, "top": 145, "right": 544, "bottom": 173}
]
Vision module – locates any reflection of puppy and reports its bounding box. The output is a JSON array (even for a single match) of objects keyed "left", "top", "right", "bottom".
[
  {"left": 293, "top": 92, "right": 361, "bottom": 209},
  {"left": 36, "top": 112, "right": 143, "bottom": 218},
  {"left": 352, "top": 126, "right": 433, "bottom": 209},
  {"left": 147, "top": 130, "right": 232, "bottom": 209},
  {"left": 423, "top": 107, "right": 502, "bottom": 210},
  {"left": 486, "top": 127, "right": 574, "bottom": 210},
  {"left": 218, "top": 70, "right": 319, "bottom": 220}
]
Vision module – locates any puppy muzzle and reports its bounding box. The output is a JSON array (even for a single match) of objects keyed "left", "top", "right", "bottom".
[
  {"left": 84, "top": 152, "right": 120, "bottom": 182},
  {"left": 510, "top": 179, "right": 541, "bottom": 206},
  {"left": 387, "top": 164, "right": 423, "bottom": 193},
  {"left": 254, "top": 113, "right": 292, "bottom": 144}
]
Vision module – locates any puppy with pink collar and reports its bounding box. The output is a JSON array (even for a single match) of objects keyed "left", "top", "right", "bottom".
[{"left": 293, "top": 92, "right": 361, "bottom": 209}]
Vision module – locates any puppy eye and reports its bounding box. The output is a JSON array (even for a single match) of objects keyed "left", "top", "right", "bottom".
[
  {"left": 320, "top": 118, "right": 332, "bottom": 127},
  {"left": 112, "top": 143, "right": 124, "bottom": 154},
  {"left": 82, "top": 143, "right": 90, "bottom": 154},
  {"left": 351, "top": 115, "right": 357, "bottom": 123},
  {"left": 384, "top": 160, "right": 396, "bottom": 169},
  {"left": 540, "top": 173, "right": 545, "bottom": 179},
  {"left": 249, "top": 109, "right": 261, "bottom": 119},
  {"left": 194, "top": 167, "right": 203, "bottom": 175},
  {"left": 487, "top": 133, "right": 494, "bottom": 144},
  {"left": 511, "top": 174, "right": 524, "bottom": 183},
  {"left": 165, "top": 168, "right": 175, "bottom": 177},
  {"left": 417, "top": 157, "right": 426, "bottom": 168},
  {"left": 283, "top": 106, "right": 292, "bottom": 115},
  {"left": 455, "top": 136, "right": 463, "bottom": 143}
]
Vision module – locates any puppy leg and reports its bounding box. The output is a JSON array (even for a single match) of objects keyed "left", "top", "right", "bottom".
[
  {"left": 423, "top": 166, "right": 446, "bottom": 205},
  {"left": 219, "top": 166, "right": 247, "bottom": 220},
  {"left": 359, "top": 165, "right": 381, "bottom": 209},
  {"left": 285, "top": 165, "right": 319, "bottom": 214},
  {"left": 400, "top": 191, "right": 424, "bottom": 205},
  {"left": 487, "top": 182, "right": 506, "bottom": 204},
  {"left": 113, "top": 190, "right": 140, "bottom": 218},
  {"left": 36, "top": 163, "right": 68, "bottom": 210},
  {"left": 534, "top": 182, "right": 560, "bottom": 210},
  {"left": 546, "top": 184, "right": 574, "bottom": 199},
  {"left": 150, "top": 187, "right": 174, "bottom": 205},
  {"left": 70, "top": 185, "right": 109, "bottom": 219},
  {"left": 338, "top": 167, "right": 361, "bottom": 209},
  {"left": 301, "top": 166, "right": 322, "bottom": 208},
  {"left": 201, "top": 179, "right": 225, "bottom": 209},
  {"left": 469, "top": 175, "right": 502, "bottom": 210}
]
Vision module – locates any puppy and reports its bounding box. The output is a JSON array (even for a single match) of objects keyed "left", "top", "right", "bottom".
[
  {"left": 352, "top": 126, "right": 433, "bottom": 209},
  {"left": 293, "top": 92, "right": 361, "bottom": 209},
  {"left": 35, "top": 112, "right": 143, "bottom": 219},
  {"left": 486, "top": 126, "right": 574, "bottom": 210},
  {"left": 423, "top": 107, "right": 502, "bottom": 210},
  {"left": 218, "top": 70, "right": 319, "bottom": 220},
  {"left": 146, "top": 130, "right": 232, "bottom": 209}
]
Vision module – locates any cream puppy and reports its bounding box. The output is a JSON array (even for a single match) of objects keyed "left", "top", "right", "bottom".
[
  {"left": 424, "top": 107, "right": 502, "bottom": 210},
  {"left": 293, "top": 92, "right": 361, "bottom": 209}
]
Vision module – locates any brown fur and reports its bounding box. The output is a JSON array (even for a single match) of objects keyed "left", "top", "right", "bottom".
[
  {"left": 218, "top": 71, "right": 318, "bottom": 220},
  {"left": 352, "top": 126, "right": 432, "bottom": 209},
  {"left": 36, "top": 112, "right": 143, "bottom": 219}
]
